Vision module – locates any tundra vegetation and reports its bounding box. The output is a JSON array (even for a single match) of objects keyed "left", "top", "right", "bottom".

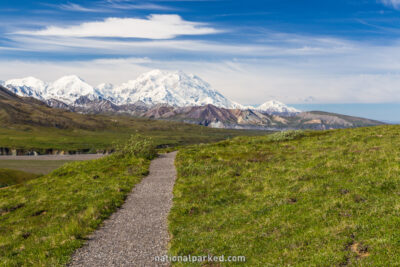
[
  {"left": 0, "top": 169, "right": 40, "bottom": 188},
  {"left": 0, "top": 121, "right": 265, "bottom": 153},
  {"left": 0, "top": 135, "right": 155, "bottom": 266},
  {"left": 169, "top": 125, "right": 400, "bottom": 266},
  {"left": 0, "top": 160, "right": 73, "bottom": 176}
]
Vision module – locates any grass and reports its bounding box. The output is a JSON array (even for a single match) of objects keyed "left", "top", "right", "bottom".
[
  {"left": 169, "top": 125, "right": 400, "bottom": 266},
  {"left": 0, "top": 169, "right": 40, "bottom": 188},
  {"left": 0, "top": 160, "right": 73, "bottom": 175},
  {"left": 0, "top": 136, "right": 154, "bottom": 266},
  {"left": 0, "top": 118, "right": 267, "bottom": 153}
]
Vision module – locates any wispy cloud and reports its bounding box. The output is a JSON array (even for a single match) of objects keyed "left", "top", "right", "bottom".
[
  {"left": 7, "top": 16, "right": 353, "bottom": 57},
  {"left": 58, "top": 3, "right": 105, "bottom": 12},
  {"left": 105, "top": 2, "right": 174, "bottom": 11},
  {"left": 380, "top": 0, "right": 400, "bottom": 9},
  {"left": 7, "top": 34, "right": 354, "bottom": 58},
  {"left": 14, "top": 14, "right": 221, "bottom": 39},
  {"left": 47, "top": 1, "right": 173, "bottom": 13}
]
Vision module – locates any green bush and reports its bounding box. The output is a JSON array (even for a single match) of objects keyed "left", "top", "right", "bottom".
[
  {"left": 267, "top": 130, "right": 305, "bottom": 141},
  {"left": 115, "top": 134, "right": 157, "bottom": 160}
]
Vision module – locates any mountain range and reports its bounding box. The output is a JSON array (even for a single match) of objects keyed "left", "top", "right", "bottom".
[
  {"left": 1, "top": 70, "right": 383, "bottom": 130},
  {"left": 1, "top": 70, "right": 298, "bottom": 114}
]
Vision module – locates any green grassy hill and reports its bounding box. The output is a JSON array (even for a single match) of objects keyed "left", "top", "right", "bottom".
[
  {"left": 169, "top": 125, "right": 400, "bottom": 266},
  {"left": 0, "top": 135, "right": 154, "bottom": 266},
  {"left": 0, "top": 169, "right": 40, "bottom": 188},
  {"left": 0, "top": 160, "right": 74, "bottom": 175}
]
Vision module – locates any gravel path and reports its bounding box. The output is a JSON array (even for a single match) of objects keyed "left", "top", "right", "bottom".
[{"left": 69, "top": 152, "right": 177, "bottom": 267}]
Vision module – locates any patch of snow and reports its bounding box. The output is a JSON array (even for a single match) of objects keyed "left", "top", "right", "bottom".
[
  {"left": 209, "top": 121, "right": 225, "bottom": 128},
  {"left": 255, "top": 100, "right": 300, "bottom": 115}
]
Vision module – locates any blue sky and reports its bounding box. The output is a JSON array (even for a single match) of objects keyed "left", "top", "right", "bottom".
[{"left": 1, "top": 0, "right": 400, "bottom": 120}]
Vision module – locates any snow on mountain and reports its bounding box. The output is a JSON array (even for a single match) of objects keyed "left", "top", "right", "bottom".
[
  {"left": 112, "top": 70, "right": 240, "bottom": 108},
  {"left": 45, "top": 75, "right": 102, "bottom": 105},
  {"left": 96, "top": 83, "right": 115, "bottom": 101},
  {"left": 1, "top": 70, "right": 298, "bottom": 114},
  {"left": 4, "top": 76, "right": 47, "bottom": 100},
  {"left": 3, "top": 75, "right": 102, "bottom": 104},
  {"left": 4, "top": 75, "right": 102, "bottom": 105},
  {"left": 2, "top": 70, "right": 240, "bottom": 108},
  {"left": 255, "top": 100, "right": 300, "bottom": 115},
  {"left": 96, "top": 83, "right": 114, "bottom": 93}
]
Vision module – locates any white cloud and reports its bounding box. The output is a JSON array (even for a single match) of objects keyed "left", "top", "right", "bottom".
[
  {"left": 15, "top": 15, "right": 221, "bottom": 39},
  {"left": 59, "top": 3, "right": 104, "bottom": 12},
  {"left": 380, "top": 0, "right": 400, "bottom": 9}
]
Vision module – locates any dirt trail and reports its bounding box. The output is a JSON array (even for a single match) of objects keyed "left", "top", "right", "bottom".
[{"left": 69, "top": 152, "right": 177, "bottom": 267}]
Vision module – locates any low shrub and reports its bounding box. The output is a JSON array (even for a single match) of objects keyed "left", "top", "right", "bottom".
[
  {"left": 115, "top": 134, "right": 157, "bottom": 160},
  {"left": 267, "top": 130, "right": 305, "bottom": 141}
]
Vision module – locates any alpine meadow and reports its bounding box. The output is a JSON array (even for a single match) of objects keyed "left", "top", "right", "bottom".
[{"left": 1, "top": 0, "right": 400, "bottom": 266}]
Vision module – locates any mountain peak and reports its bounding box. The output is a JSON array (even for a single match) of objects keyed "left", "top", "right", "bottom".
[
  {"left": 53, "top": 75, "right": 86, "bottom": 84},
  {"left": 6, "top": 76, "right": 47, "bottom": 89},
  {"left": 46, "top": 75, "right": 98, "bottom": 104},
  {"left": 138, "top": 69, "right": 198, "bottom": 82},
  {"left": 142, "top": 69, "right": 163, "bottom": 75},
  {"left": 4, "top": 76, "right": 47, "bottom": 99},
  {"left": 257, "top": 100, "right": 300, "bottom": 114},
  {"left": 113, "top": 69, "right": 237, "bottom": 108}
]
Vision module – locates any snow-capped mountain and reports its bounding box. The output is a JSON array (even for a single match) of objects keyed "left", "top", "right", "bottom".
[
  {"left": 5, "top": 76, "right": 47, "bottom": 100},
  {"left": 46, "top": 75, "right": 101, "bottom": 105},
  {"left": 255, "top": 100, "right": 300, "bottom": 115},
  {"left": 4, "top": 75, "right": 102, "bottom": 105},
  {"left": 110, "top": 70, "right": 241, "bottom": 109},
  {"left": 96, "top": 83, "right": 114, "bottom": 97},
  {"left": 2, "top": 70, "right": 298, "bottom": 115}
]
